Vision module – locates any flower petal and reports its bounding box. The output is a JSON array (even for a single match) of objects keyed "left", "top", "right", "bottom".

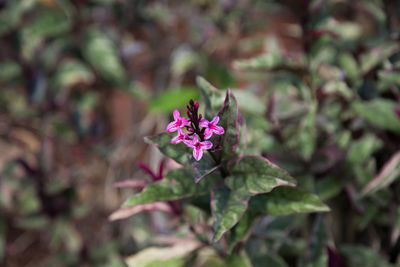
[
  {"left": 201, "top": 141, "right": 213, "bottom": 150},
  {"left": 173, "top": 109, "right": 180, "bottom": 121},
  {"left": 204, "top": 128, "right": 213, "bottom": 139},
  {"left": 199, "top": 119, "right": 209, "bottom": 128},
  {"left": 166, "top": 121, "right": 179, "bottom": 132},
  {"left": 171, "top": 134, "right": 183, "bottom": 144},
  {"left": 183, "top": 138, "right": 195, "bottom": 148},
  {"left": 192, "top": 135, "right": 199, "bottom": 144},
  {"left": 212, "top": 125, "right": 224, "bottom": 135},
  {"left": 193, "top": 147, "right": 203, "bottom": 161},
  {"left": 211, "top": 116, "right": 220, "bottom": 125},
  {"left": 181, "top": 117, "right": 190, "bottom": 127}
]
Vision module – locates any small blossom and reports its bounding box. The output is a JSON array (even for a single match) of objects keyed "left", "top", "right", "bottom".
[
  {"left": 170, "top": 129, "right": 188, "bottom": 144},
  {"left": 166, "top": 109, "right": 190, "bottom": 132},
  {"left": 199, "top": 116, "right": 224, "bottom": 139},
  {"left": 184, "top": 135, "right": 213, "bottom": 161}
]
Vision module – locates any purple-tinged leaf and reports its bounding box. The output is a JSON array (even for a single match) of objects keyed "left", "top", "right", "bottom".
[
  {"left": 361, "top": 151, "right": 400, "bottom": 196},
  {"left": 211, "top": 185, "right": 249, "bottom": 242},
  {"left": 145, "top": 132, "right": 192, "bottom": 165},
  {"left": 125, "top": 239, "right": 201, "bottom": 267},
  {"left": 225, "top": 155, "right": 296, "bottom": 196},
  {"left": 122, "top": 168, "right": 221, "bottom": 208},
  {"left": 196, "top": 76, "right": 223, "bottom": 120},
  {"left": 113, "top": 179, "right": 148, "bottom": 190},
  {"left": 192, "top": 152, "right": 220, "bottom": 184},
  {"left": 360, "top": 42, "right": 400, "bottom": 74},
  {"left": 217, "top": 89, "right": 240, "bottom": 162},
  {"left": 109, "top": 202, "right": 173, "bottom": 221},
  {"left": 249, "top": 186, "right": 330, "bottom": 216}
]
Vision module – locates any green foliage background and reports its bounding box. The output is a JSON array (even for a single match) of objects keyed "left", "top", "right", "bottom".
[{"left": 0, "top": 0, "right": 400, "bottom": 266}]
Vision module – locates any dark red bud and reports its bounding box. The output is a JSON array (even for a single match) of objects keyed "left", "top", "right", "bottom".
[
  {"left": 199, "top": 114, "right": 202, "bottom": 120},
  {"left": 189, "top": 99, "right": 194, "bottom": 106},
  {"left": 194, "top": 101, "right": 199, "bottom": 109}
]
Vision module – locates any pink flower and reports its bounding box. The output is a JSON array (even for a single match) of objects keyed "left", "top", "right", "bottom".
[
  {"left": 199, "top": 116, "right": 224, "bottom": 139},
  {"left": 166, "top": 109, "right": 190, "bottom": 132},
  {"left": 170, "top": 129, "right": 188, "bottom": 144},
  {"left": 184, "top": 135, "right": 213, "bottom": 161}
]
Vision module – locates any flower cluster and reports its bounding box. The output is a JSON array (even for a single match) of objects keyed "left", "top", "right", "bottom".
[{"left": 166, "top": 100, "right": 224, "bottom": 161}]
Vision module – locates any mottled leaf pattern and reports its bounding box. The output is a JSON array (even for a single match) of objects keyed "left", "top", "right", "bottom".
[
  {"left": 145, "top": 132, "right": 192, "bottom": 165},
  {"left": 211, "top": 185, "right": 249, "bottom": 242},
  {"left": 249, "top": 186, "right": 330, "bottom": 216},
  {"left": 226, "top": 155, "right": 296, "bottom": 196},
  {"left": 123, "top": 168, "right": 220, "bottom": 207}
]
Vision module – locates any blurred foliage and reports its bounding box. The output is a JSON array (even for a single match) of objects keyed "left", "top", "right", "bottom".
[{"left": 0, "top": 0, "right": 400, "bottom": 266}]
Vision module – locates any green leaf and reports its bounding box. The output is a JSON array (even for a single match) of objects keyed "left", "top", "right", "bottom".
[
  {"left": 109, "top": 202, "right": 173, "bottom": 221},
  {"left": 16, "top": 215, "right": 49, "bottom": 230},
  {"left": 360, "top": 43, "right": 400, "bottom": 74},
  {"left": 211, "top": 185, "right": 249, "bottom": 242},
  {"left": 249, "top": 186, "right": 330, "bottom": 216},
  {"left": 83, "top": 28, "right": 127, "bottom": 84},
  {"left": 147, "top": 131, "right": 220, "bottom": 183},
  {"left": 53, "top": 59, "right": 95, "bottom": 88},
  {"left": 233, "top": 90, "right": 266, "bottom": 115},
  {"left": 193, "top": 152, "right": 220, "bottom": 184},
  {"left": 227, "top": 210, "right": 256, "bottom": 253},
  {"left": 145, "top": 132, "right": 192, "bottom": 165},
  {"left": 323, "top": 81, "right": 353, "bottom": 100},
  {"left": 247, "top": 250, "right": 288, "bottom": 267},
  {"left": 217, "top": 89, "right": 240, "bottom": 162},
  {"left": 149, "top": 87, "right": 199, "bottom": 113},
  {"left": 225, "top": 155, "right": 296, "bottom": 196},
  {"left": 171, "top": 47, "right": 198, "bottom": 77},
  {"left": 298, "top": 102, "right": 317, "bottom": 160},
  {"left": 0, "top": 61, "right": 22, "bottom": 82},
  {"left": 0, "top": 0, "right": 37, "bottom": 34},
  {"left": 124, "top": 239, "right": 201, "bottom": 267},
  {"left": 353, "top": 99, "right": 400, "bottom": 133},
  {"left": 346, "top": 134, "right": 383, "bottom": 166},
  {"left": 196, "top": 76, "right": 223, "bottom": 120},
  {"left": 315, "top": 176, "right": 343, "bottom": 201},
  {"left": 361, "top": 151, "right": 400, "bottom": 196},
  {"left": 300, "top": 214, "right": 328, "bottom": 267},
  {"left": 21, "top": 9, "right": 71, "bottom": 61},
  {"left": 378, "top": 70, "right": 400, "bottom": 86},
  {"left": 338, "top": 52, "right": 359, "bottom": 83},
  {"left": 340, "top": 245, "right": 392, "bottom": 267},
  {"left": 122, "top": 168, "right": 220, "bottom": 207},
  {"left": 225, "top": 251, "right": 253, "bottom": 267}
]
